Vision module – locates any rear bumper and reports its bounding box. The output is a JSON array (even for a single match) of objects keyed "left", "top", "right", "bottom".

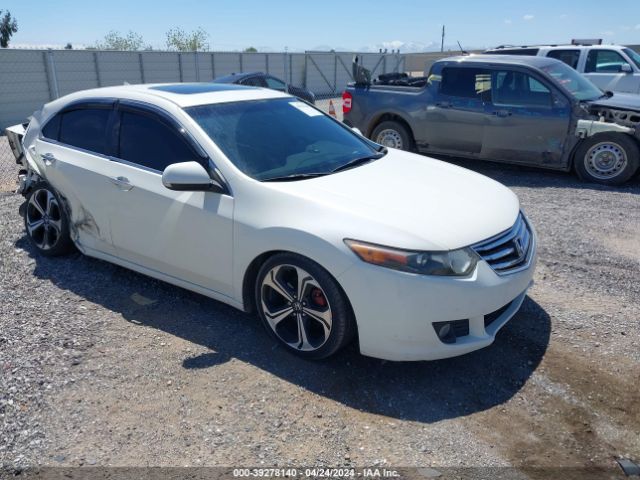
[{"left": 337, "top": 244, "right": 537, "bottom": 361}]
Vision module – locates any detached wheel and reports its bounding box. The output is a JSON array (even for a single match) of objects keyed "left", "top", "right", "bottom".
[
  {"left": 255, "top": 253, "right": 355, "bottom": 360},
  {"left": 574, "top": 133, "right": 639, "bottom": 185},
  {"left": 24, "top": 182, "right": 74, "bottom": 256},
  {"left": 371, "top": 120, "right": 413, "bottom": 151}
]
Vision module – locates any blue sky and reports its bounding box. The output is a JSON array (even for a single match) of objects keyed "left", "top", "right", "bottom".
[{"left": 2, "top": 0, "right": 639, "bottom": 51}]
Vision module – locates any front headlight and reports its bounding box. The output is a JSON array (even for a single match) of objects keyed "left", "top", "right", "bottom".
[{"left": 344, "top": 239, "right": 478, "bottom": 276}]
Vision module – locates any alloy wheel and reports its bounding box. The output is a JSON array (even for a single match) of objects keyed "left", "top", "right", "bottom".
[
  {"left": 26, "top": 188, "right": 62, "bottom": 251},
  {"left": 260, "top": 264, "right": 333, "bottom": 352}
]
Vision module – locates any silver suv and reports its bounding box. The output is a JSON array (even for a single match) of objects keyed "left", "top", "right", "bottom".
[{"left": 485, "top": 44, "right": 640, "bottom": 94}]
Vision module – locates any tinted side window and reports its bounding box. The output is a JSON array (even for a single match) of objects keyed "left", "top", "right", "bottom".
[
  {"left": 42, "top": 113, "right": 62, "bottom": 140},
  {"left": 241, "top": 76, "right": 265, "bottom": 87},
  {"left": 118, "top": 111, "right": 200, "bottom": 172},
  {"left": 585, "top": 50, "right": 629, "bottom": 73},
  {"left": 493, "top": 70, "right": 552, "bottom": 107},
  {"left": 59, "top": 108, "right": 111, "bottom": 154},
  {"left": 440, "top": 68, "right": 491, "bottom": 100},
  {"left": 546, "top": 50, "right": 580, "bottom": 69},
  {"left": 265, "top": 76, "right": 286, "bottom": 90}
]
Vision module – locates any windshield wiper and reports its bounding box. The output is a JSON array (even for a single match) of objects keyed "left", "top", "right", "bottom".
[
  {"left": 262, "top": 172, "right": 329, "bottom": 182},
  {"left": 331, "top": 152, "right": 386, "bottom": 174}
]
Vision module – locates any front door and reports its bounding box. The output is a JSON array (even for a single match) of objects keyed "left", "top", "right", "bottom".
[
  {"left": 107, "top": 105, "right": 235, "bottom": 298},
  {"left": 481, "top": 68, "right": 572, "bottom": 167},
  {"left": 582, "top": 49, "right": 638, "bottom": 94}
]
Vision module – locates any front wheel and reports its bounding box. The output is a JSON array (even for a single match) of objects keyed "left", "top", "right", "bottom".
[
  {"left": 24, "top": 182, "right": 74, "bottom": 256},
  {"left": 255, "top": 253, "right": 355, "bottom": 360},
  {"left": 574, "top": 133, "right": 639, "bottom": 185},
  {"left": 371, "top": 121, "right": 413, "bottom": 151}
]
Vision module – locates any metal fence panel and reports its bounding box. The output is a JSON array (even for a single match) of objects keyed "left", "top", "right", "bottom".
[
  {"left": 141, "top": 52, "right": 181, "bottom": 83},
  {"left": 213, "top": 52, "right": 241, "bottom": 77}
]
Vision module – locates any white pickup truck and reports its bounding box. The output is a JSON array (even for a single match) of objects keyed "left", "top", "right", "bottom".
[{"left": 485, "top": 44, "right": 640, "bottom": 94}]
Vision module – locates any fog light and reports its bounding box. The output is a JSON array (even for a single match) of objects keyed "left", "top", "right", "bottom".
[{"left": 433, "top": 321, "right": 456, "bottom": 344}]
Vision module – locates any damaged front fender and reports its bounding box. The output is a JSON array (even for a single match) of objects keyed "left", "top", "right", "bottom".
[{"left": 575, "top": 119, "right": 635, "bottom": 139}]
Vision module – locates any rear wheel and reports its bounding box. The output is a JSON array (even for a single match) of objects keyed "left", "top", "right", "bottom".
[
  {"left": 574, "top": 133, "right": 639, "bottom": 185},
  {"left": 24, "top": 182, "right": 74, "bottom": 256},
  {"left": 371, "top": 120, "right": 413, "bottom": 151},
  {"left": 255, "top": 253, "right": 355, "bottom": 360}
]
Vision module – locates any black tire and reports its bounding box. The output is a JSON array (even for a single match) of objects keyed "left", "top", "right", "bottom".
[
  {"left": 574, "top": 133, "right": 640, "bottom": 185},
  {"left": 24, "top": 182, "right": 74, "bottom": 257},
  {"left": 371, "top": 120, "right": 413, "bottom": 151},
  {"left": 255, "top": 252, "right": 355, "bottom": 360}
]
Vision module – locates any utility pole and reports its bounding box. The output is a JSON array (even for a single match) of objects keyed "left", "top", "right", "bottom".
[{"left": 441, "top": 25, "right": 445, "bottom": 52}]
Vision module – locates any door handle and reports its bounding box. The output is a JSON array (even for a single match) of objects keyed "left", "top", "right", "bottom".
[
  {"left": 436, "top": 101, "right": 452, "bottom": 108},
  {"left": 109, "top": 176, "right": 133, "bottom": 191},
  {"left": 41, "top": 152, "right": 57, "bottom": 165},
  {"left": 493, "top": 110, "right": 512, "bottom": 117}
]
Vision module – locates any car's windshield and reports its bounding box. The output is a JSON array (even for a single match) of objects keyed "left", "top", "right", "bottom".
[
  {"left": 540, "top": 61, "right": 603, "bottom": 101},
  {"left": 186, "top": 98, "right": 381, "bottom": 181},
  {"left": 623, "top": 48, "right": 640, "bottom": 69}
]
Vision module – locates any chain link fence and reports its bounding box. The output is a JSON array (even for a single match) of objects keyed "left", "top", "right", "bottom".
[{"left": 0, "top": 48, "right": 417, "bottom": 192}]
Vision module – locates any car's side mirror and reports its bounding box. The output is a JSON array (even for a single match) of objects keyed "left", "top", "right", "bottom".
[
  {"left": 621, "top": 63, "right": 633, "bottom": 74},
  {"left": 162, "top": 161, "right": 225, "bottom": 193}
]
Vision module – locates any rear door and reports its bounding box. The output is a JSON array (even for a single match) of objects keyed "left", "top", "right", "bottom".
[
  {"left": 583, "top": 49, "right": 637, "bottom": 93},
  {"left": 481, "top": 68, "right": 572, "bottom": 167},
  {"left": 423, "top": 66, "right": 491, "bottom": 155},
  {"left": 32, "top": 101, "right": 117, "bottom": 254},
  {"left": 106, "top": 103, "right": 235, "bottom": 297}
]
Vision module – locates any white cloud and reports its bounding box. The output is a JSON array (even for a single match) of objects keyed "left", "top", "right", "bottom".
[
  {"left": 559, "top": 14, "right": 568, "bottom": 19},
  {"left": 504, "top": 19, "right": 512, "bottom": 25},
  {"left": 600, "top": 30, "right": 614, "bottom": 36},
  {"left": 635, "top": 24, "right": 640, "bottom": 30},
  {"left": 523, "top": 14, "right": 535, "bottom": 21}
]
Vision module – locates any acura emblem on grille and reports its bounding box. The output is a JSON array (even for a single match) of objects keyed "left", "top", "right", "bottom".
[
  {"left": 471, "top": 213, "right": 533, "bottom": 276},
  {"left": 514, "top": 236, "right": 524, "bottom": 257}
]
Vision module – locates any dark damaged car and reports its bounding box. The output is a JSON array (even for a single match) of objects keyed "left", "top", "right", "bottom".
[{"left": 342, "top": 55, "right": 640, "bottom": 185}]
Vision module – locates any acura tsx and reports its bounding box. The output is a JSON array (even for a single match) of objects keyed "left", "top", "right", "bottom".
[{"left": 8, "top": 82, "right": 537, "bottom": 361}]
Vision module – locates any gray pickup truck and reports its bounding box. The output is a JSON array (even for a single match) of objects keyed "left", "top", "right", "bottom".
[{"left": 342, "top": 55, "right": 640, "bottom": 185}]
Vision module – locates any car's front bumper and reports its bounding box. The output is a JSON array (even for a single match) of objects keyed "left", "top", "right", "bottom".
[{"left": 337, "top": 241, "right": 537, "bottom": 361}]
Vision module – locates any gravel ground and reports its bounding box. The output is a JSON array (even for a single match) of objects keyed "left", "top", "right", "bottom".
[{"left": 1, "top": 159, "right": 639, "bottom": 478}]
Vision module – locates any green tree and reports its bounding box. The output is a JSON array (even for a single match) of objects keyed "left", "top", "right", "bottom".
[
  {"left": 0, "top": 10, "right": 18, "bottom": 48},
  {"left": 64, "top": 43, "right": 73, "bottom": 49},
  {"left": 244, "top": 47, "right": 257, "bottom": 53},
  {"left": 94, "top": 30, "right": 146, "bottom": 50},
  {"left": 165, "top": 27, "right": 209, "bottom": 52}
]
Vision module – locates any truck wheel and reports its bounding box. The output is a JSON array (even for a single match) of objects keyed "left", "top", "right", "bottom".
[
  {"left": 371, "top": 121, "right": 413, "bottom": 151},
  {"left": 574, "top": 133, "right": 639, "bottom": 185},
  {"left": 24, "top": 182, "right": 74, "bottom": 257}
]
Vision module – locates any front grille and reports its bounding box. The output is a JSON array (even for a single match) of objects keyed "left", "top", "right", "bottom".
[{"left": 472, "top": 213, "right": 533, "bottom": 275}]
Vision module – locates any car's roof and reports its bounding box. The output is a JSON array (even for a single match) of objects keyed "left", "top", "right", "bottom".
[
  {"left": 487, "top": 44, "right": 627, "bottom": 51},
  {"left": 213, "top": 72, "right": 264, "bottom": 83},
  {"left": 48, "top": 82, "right": 290, "bottom": 109},
  {"left": 441, "top": 54, "right": 558, "bottom": 68}
]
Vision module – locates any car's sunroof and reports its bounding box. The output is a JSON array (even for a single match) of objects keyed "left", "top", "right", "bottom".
[{"left": 149, "top": 83, "right": 251, "bottom": 94}]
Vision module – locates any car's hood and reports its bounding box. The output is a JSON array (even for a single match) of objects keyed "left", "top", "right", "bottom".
[
  {"left": 272, "top": 150, "right": 520, "bottom": 251},
  {"left": 588, "top": 93, "right": 640, "bottom": 112}
]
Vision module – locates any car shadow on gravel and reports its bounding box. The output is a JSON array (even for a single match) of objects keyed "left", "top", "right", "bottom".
[
  {"left": 435, "top": 156, "right": 640, "bottom": 194},
  {"left": 19, "top": 235, "right": 551, "bottom": 424}
]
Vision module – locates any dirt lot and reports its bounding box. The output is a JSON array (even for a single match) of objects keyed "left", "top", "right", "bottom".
[{"left": 1, "top": 158, "right": 639, "bottom": 479}]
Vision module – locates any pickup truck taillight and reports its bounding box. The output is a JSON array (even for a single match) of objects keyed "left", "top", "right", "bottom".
[{"left": 342, "top": 91, "right": 352, "bottom": 114}]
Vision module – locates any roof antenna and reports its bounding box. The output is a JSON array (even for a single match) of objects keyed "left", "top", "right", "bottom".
[{"left": 457, "top": 41, "right": 468, "bottom": 55}]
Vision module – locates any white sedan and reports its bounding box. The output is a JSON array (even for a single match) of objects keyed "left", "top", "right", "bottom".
[{"left": 9, "top": 83, "right": 537, "bottom": 361}]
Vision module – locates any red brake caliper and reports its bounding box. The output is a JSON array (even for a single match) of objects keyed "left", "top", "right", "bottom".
[{"left": 311, "top": 288, "right": 327, "bottom": 307}]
